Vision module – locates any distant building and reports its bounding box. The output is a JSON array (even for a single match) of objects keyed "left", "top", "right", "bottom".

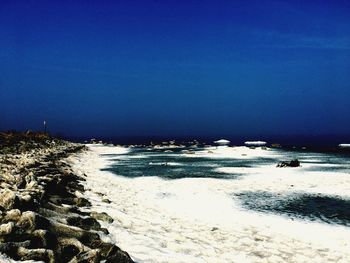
[
  {"left": 214, "top": 139, "right": 230, "bottom": 146},
  {"left": 244, "top": 141, "right": 267, "bottom": 146}
]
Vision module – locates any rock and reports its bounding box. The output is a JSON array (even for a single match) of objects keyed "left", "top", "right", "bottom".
[
  {"left": 16, "top": 211, "right": 50, "bottom": 232},
  {"left": 277, "top": 159, "right": 300, "bottom": 167},
  {"left": 0, "top": 134, "right": 134, "bottom": 262},
  {"left": 49, "top": 222, "right": 86, "bottom": 239},
  {"left": 31, "top": 229, "right": 57, "bottom": 249},
  {"left": 2, "top": 209, "right": 22, "bottom": 222},
  {"left": 80, "top": 232, "right": 101, "bottom": 247},
  {"left": 271, "top": 143, "right": 282, "bottom": 148},
  {"left": 74, "top": 197, "right": 92, "bottom": 207},
  {"left": 0, "top": 189, "right": 19, "bottom": 210},
  {"left": 67, "top": 216, "right": 101, "bottom": 231},
  {"left": 61, "top": 244, "right": 81, "bottom": 262},
  {"left": 100, "top": 228, "right": 109, "bottom": 235},
  {"left": 58, "top": 238, "right": 85, "bottom": 262},
  {"left": 102, "top": 198, "right": 111, "bottom": 204},
  {"left": 97, "top": 242, "right": 133, "bottom": 262},
  {"left": 0, "top": 240, "right": 31, "bottom": 259},
  {"left": 69, "top": 249, "right": 100, "bottom": 263},
  {"left": 105, "top": 248, "right": 134, "bottom": 263},
  {"left": 98, "top": 242, "right": 118, "bottom": 257},
  {"left": 14, "top": 175, "right": 26, "bottom": 189},
  {"left": 17, "top": 247, "right": 55, "bottom": 263},
  {"left": 0, "top": 222, "right": 14, "bottom": 235},
  {"left": 90, "top": 212, "right": 114, "bottom": 223}
]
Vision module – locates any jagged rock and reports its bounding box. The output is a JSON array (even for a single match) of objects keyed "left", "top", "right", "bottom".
[
  {"left": 44, "top": 201, "right": 73, "bottom": 214},
  {"left": 74, "top": 197, "right": 92, "bottom": 207},
  {"left": 79, "top": 232, "right": 100, "bottom": 247},
  {"left": 105, "top": 248, "right": 134, "bottom": 263},
  {"left": 58, "top": 238, "right": 86, "bottom": 261},
  {"left": 2, "top": 209, "right": 21, "bottom": 223},
  {"left": 0, "top": 189, "right": 19, "bottom": 210},
  {"left": 17, "top": 194, "right": 37, "bottom": 211},
  {"left": 14, "top": 174, "right": 26, "bottom": 188},
  {"left": 0, "top": 222, "right": 14, "bottom": 235},
  {"left": 100, "top": 228, "right": 109, "bottom": 235},
  {"left": 61, "top": 244, "right": 81, "bottom": 262},
  {"left": 102, "top": 198, "right": 111, "bottom": 204},
  {"left": 31, "top": 229, "right": 57, "bottom": 249},
  {"left": 49, "top": 222, "right": 86, "bottom": 239},
  {"left": 67, "top": 216, "right": 101, "bottom": 231},
  {"left": 0, "top": 134, "right": 134, "bottom": 262},
  {"left": 17, "top": 247, "right": 55, "bottom": 263},
  {"left": 90, "top": 212, "right": 114, "bottom": 223},
  {"left": 16, "top": 211, "right": 50, "bottom": 233},
  {"left": 69, "top": 249, "right": 100, "bottom": 263},
  {"left": 0, "top": 240, "right": 31, "bottom": 259},
  {"left": 96, "top": 242, "right": 132, "bottom": 261},
  {"left": 277, "top": 159, "right": 300, "bottom": 167}
]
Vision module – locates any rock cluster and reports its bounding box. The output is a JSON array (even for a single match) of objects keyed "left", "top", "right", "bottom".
[
  {"left": 277, "top": 159, "right": 300, "bottom": 168},
  {"left": 0, "top": 132, "right": 133, "bottom": 262}
]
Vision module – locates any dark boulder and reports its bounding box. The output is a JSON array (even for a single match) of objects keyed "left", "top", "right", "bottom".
[
  {"left": 67, "top": 216, "right": 101, "bottom": 231},
  {"left": 90, "top": 212, "right": 114, "bottom": 223},
  {"left": 0, "top": 190, "right": 19, "bottom": 210},
  {"left": 102, "top": 198, "right": 111, "bottom": 204},
  {"left": 277, "top": 159, "right": 300, "bottom": 167}
]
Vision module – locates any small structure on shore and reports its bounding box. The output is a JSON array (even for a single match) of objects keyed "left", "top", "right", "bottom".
[
  {"left": 244, "top": 141, "right": 267, "bottom": 146},
  {"left": 339, "top": 144, "right": 350, "bottom": 148},
  {"left": 214, "top": 139, "right": 230, "bottom": 146},
  {"left": 43, "top": 120, "right": 47, "bottom": 133}
]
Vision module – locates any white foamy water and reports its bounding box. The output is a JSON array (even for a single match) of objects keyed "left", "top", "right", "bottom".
[{"left": 69, "top": 145, "right": 350, "bottom": 263}]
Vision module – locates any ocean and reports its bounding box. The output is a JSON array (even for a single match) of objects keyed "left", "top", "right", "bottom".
[{"left": 71, "top": 144, "right": 350, "bottom": 262}]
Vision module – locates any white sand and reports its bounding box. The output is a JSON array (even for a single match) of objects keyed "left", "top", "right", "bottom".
[{"left": 69, "top": 145, "right": 350, "bottom": 263}]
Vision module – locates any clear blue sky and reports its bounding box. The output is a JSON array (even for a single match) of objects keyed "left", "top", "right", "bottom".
[{"left": 1, "top": 0, "right": 350, "bottom": 138}]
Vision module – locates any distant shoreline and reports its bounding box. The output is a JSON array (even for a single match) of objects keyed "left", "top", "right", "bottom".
[{"left": 65, "top": 135, "right": 350, "bottom": 154}]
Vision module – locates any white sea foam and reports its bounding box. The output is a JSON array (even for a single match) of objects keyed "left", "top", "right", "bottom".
[
  {"left": 183, "top": 145, "right": 281, "bottom": 159},
  {"left": 69, "top": 145, "right": 350, "bottom": 263},
  {"left": 149, "top": 162, "right": 182, "bottom": 166}
]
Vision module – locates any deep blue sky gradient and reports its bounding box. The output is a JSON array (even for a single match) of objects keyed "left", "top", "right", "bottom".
[{"left": 1, "top": 0, "right": 350, "bottom": 138}]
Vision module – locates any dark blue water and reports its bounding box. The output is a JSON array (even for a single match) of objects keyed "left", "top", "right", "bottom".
[
  {"left": 236, "top": 191, "right": 350, "bottom": 227},
  {"left": 100, "top": 146, "right": 350, "bottom": 179}
]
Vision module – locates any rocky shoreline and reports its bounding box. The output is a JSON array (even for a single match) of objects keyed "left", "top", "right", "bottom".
[{"left": 0, "top": 132, "right": 133, "bottom": 262}]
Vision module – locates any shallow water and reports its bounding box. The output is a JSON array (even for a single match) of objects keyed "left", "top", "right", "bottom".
[
  {"left": 70, "top": 145, "right": 350, "bottom": 263},
  {"left": 102, "top": 146, "right": 350, "bottom": 223},
  {"left": 236, "top": 191, "right": 350, "bottom": 226}
]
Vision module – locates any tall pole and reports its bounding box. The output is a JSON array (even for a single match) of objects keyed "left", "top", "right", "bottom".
[{"left": 44, "top": 120, "right": 47, "bottom": 133}]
